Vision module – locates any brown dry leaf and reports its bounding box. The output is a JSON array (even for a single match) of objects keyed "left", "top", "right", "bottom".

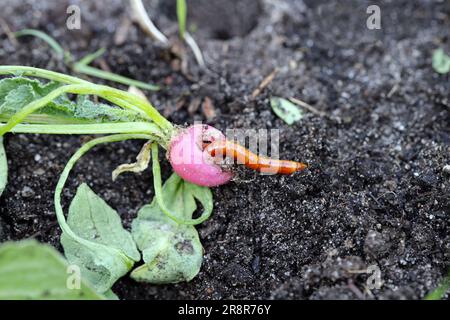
[
  {"left": 188, "top": 97, "right": 201, "bottom": 115},
  {"left": 176, "top": 98, "right": 186, "bottom": 111},
  {"left": 202, "top": 97, "right": 216, "bottom": 120},
  {"left": 163, "top": 102, "right": 175, "bottom": 117},
  {"left": 97, "top": 58, "right": 112, "bottom": 72},
  {"left": 114, "top": 17, "right": 132, "bottom": 46},
  {"left": 251, "top": 68, "right": 278, "bottom": 99}
]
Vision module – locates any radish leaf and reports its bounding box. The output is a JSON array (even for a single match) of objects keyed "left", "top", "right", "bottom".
[
  {"left": 131, "top": 173, "right": 206, "bottom": 283},
  {"left": 0, "top": 240, "right": 107, "bottom": 300},
  {"left": 270, "top": 96, "right": 303, "bottom": 125},
  {"left": 61, "top": 183, "right": 140, "bottom": 293},
  {"left": 0, "top": 76, "right": 146, "bottom": 124},
  {"left": 432, "top": 48, "right": 450, "bottom": 74}
]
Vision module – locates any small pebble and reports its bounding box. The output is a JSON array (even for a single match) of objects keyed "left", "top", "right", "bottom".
[
  {"left": 21, "top": 186, "right": 35, "bottom": 198},
  {"left": 34, "top": 168, "right": 45, "bottom": 176},
  {"left": 443, "top": 165, "right": 450, "bottom": 174}
]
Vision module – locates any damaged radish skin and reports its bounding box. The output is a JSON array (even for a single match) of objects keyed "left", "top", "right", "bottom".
[{"left": 168, "top": 124, "right": 233, "bottom": 187}]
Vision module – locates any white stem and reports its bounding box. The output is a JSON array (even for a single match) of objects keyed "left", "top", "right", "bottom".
[
  {"left": 130, "top": 0, "right": 169, "bottom": 45},
  {"left": 185, "top": 32, "right": 206, "bottom": 68}
]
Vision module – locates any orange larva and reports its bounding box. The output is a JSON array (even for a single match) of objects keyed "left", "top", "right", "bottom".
[{"left": 205, "top": 140, "right": 307, "bottom": 175}]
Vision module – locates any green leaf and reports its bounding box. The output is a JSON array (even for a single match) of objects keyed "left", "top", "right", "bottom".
[
  {"left": 155, "top": 172, "right": 213, "bottom": 222},
  {"left": 270, "top": 97, "right": 303, "bottom": 125},
  {"left": 74, "top": 95, "right": 146, "bottom": 123},
  {"left": 131, "top": 173, "right": 207, "bottom": 283},
  {"left": 425, "top": 271, "right": 450, "bottom": 300},
  {"left": 103, "top": 289, "right": 119, "bottom": 300},
  {"left": 0, "top": 240, "right": 107, "bottom": 300},
  {"left": 0, "top": 137, "right": 6, "bottom": 197},
  {"left": 61, "top": 183, "right": 140, "bottom": 293},
  {"left": 0, "top": 76, "right": 146, "bottom": 124},
  {"left": 177, "top": 0, "right": 187, "bottom": 39},
  {"left": 432, "top": 48, "right": 450, "bottom": 74}
]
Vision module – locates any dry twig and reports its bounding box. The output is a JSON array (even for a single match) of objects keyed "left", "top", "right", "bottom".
[{"left": 251, "top": 68, "right": 278, "bottom": 99}]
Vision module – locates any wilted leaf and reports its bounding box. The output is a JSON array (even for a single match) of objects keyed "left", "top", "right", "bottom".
[
  {"left": 270, "top": 96, "right": 303, "bottom": 125},
  {"left": 61, "top": 183, "right": 140, "bottom": 293},
  {"left": 131, "top": 173, "right": 208, "bottom": 283},
  {"left": 0, "top": 137, "right": 6, "bottom": 197},
  {"left": 432, "top": 48, "right": 450, "bottom": 74},
  {"left": 0, "top": 240, "right": 106, "bottom": 300},
  {"left": 112, "top": 141, "right": 152, "bottom": 181}
]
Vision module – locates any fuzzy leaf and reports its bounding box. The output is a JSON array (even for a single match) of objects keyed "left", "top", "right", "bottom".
[
  {"left": 0, "top": 76, "right": 145, "bottom": 123},
  {"left": 61, "top": 183, "right": 140, "bottom": 293},
  {"left": 0, "top": 137, "right": 6, "bottom": 197},
  {"left": 74, "top": 96, "right": 144, "bottom": 123},
  {"left": 432, "top": 48, "right": 450, "bottom": 74},
  {"left": 0, "top": 240, "right": 106, "bottom": 300},
  {"left": 270, "top": 96, "right": 303, "bottom": 125},
  {"left": 131, "top": 173, "right": 207, "bottom": 284}
]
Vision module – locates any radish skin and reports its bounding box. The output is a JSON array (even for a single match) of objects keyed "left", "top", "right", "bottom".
[{"left": 168, "top": 124, "right": 233, "bottom": 187}]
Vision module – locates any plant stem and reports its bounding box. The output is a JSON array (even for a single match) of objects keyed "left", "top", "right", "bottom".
[
  {"left": 14, "top": 29, "right": 67, "bottom": 58},
  {"left": 0, "top": 65, "right": 149, "bottom": 120},
  {"left": 151, "top": 143, "right": 212, "bottom": 225},
  {"left": 54, "top": 134, "right": 155, "bottom": 258},
  {"left": 176, "top": 0, "right": 187, "bottom": 40},
  {"left": 130, "top": 0, "right": 169, "bottom": 45},
  {"left": 0, "top": 66, "right": 173, "bottom": 132},
  {"left": 7, "top": 122, "right": 163, "bottom": 140},
  {"left": 76, "top": 48, "right": 106, "bottom": 66},
  {"left": 0, "top": 65, "right": 88, "bottom": 85},
  {"left": 0, "top": 84, "right": 147, "bottom": 136},
  {"left": 73, "top": 63, "right": 160, "bottom": 91}
]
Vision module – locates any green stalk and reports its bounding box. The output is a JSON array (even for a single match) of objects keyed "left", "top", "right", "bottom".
[
  {"left": 73, "top": 64, "right": 160, "bottom": 91},
  {"left": 7, "top": 122, "right": 162, "bottom": 139},
  {"left": 0, "top": 84, "right": 151, "bottom": 136},
  {"left": 14, "top": 29, "right": 69, "bottom": 61},
  {"left": 54, "top": 134, "right": 154, "bottom": 263},
  {"left": 0, "top": 84, "right": 86, "bottom": 136},
  {"left": 176, "top": 0, "right": 187, "bottom": 40},
  {"left": 76, "top": 48, "right": 106, "bottom": 66},
  {"left": 0, "top": 66, "right": 172, "bottom": 132},
  {"left": 0, "top": 65, "right": 89, "bottom": 85},
  {"left": 0, "top": 65, "right": 150, "bottom": 120},
  {"left": 151, "top": 143, "right": 212, "bottom": 225},
  {"left": 87, "top": 84, "right": 172, "bottom": 131},
  {"left": 14, "top": 30, "right": 158, "bottom": 90}
]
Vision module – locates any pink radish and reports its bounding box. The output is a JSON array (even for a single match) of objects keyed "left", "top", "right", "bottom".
[{"left": 168, "top": 124, "right": 233, "bottom": 187}]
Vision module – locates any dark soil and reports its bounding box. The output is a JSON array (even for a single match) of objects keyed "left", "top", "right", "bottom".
[{"left": 0, "top": 0, "right": 449, "bottom": 300}]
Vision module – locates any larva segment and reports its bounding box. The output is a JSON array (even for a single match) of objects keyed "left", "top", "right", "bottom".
[{"left": 205, "top": 140, "right": 307, "bottom": 175}]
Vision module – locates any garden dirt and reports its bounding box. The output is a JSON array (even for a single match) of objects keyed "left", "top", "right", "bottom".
[{"left": 0, "top": 0, "right": 449, "bottom": 299}]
